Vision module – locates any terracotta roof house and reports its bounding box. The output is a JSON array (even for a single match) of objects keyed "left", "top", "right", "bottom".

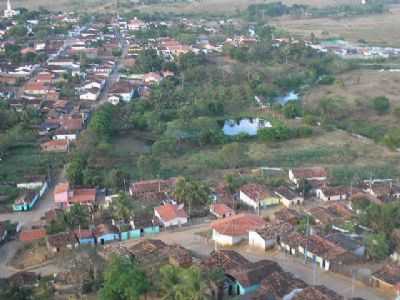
[
  {"left": 129, "top": 178, "right": 176, "bottom": 203},
  {"left": 249, "top": 221, "right": 294, "bottom": 250},
  {"left": 211, "top": 213, "right": 266, "bottom": 246},
  {"left": 127, "top": 239, "right": 168, "bottom": 264},
  {"left": 226, "top": 260, "right": 282, "bottom": 296},
  {"left": 239, "top": 183, "right": 279, "bottom": 210},
  {"left": 54, "top": 182, "right": 96, "bottom": 208},
  {"left": 40, "top": 139, "right": 69, "bottom": 152},
  {"left": 274, "top": 208, "right": 303, "bottom": 225},
  {"left": 289, "top": 167, "right": 327, "bottom": 186},
  {"left": 316, "top": 186, "right": 349, "bottom": 202},
  {"left": 200, "top": 250, "right": 250, "bottom": 272},
  {"left": 154, "top": 204, "right": 188, "bottom": 227},
  {"left": 280, "top": 233, "right": 356, "bottom": 271},
  {"left": 47, "top": 232, "right": 78, "bottom": 252},
  {"left": 251, "top": 270, "right": 307, "bottom": 300},
  {"left": 274, "top": 186, "right": 304, "bottom": 208},
  {"left": 20, "top": 228, "right": 47, "bottom": 242},
  {"left": 69, "top": 188, "right": 96, "bottom": 205},
  {"left": 210, "top": 203, "right": 235, "bottom": 219},
  {"left": 372, "top": 264, "right": 400, "bottom": 291},
  {"left": 168, "top": 245, "right": 193, "bottom": 268}
]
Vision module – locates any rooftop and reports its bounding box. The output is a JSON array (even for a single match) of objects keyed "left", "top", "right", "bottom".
[
  {"left": 155, "top": 204, "right": 188, "bottom": 222},
  {"left": 20, "top": 228, "right": 47, "bottom": 242},
  {"left": 240, "top": 183, "right": 272, "bottom": 201},
  {"left": 373, "top": 264, "right": 400, "bottom": 286},
  {"left": 211, "top": 213, "right": 266, "bottom": 236},
  {"left": 291, "top": 167, "right": 327, "bottom": 179},
  {"left": 227, "top": 260, "right": 282, "bottom": 288}
]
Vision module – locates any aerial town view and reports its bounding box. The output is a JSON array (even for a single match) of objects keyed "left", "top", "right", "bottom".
[{"left": 2, "top": 0, "right": 400, "bottom": 299}]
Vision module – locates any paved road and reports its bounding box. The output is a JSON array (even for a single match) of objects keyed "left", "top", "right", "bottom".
[{"left": 119, "top": 222, "right": 393, "bottom": 300}]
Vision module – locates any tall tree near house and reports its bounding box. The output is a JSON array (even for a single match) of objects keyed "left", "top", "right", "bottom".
[
  {"left": 64, "top": 204, "right": 89, "bottom": 229},
  {"left": 110, "top": 193, "right": 134, "bottom": 223},
  {"left": 174, "top": 177, "right": 210, "bottom": 217},
  {"left": 159, "top": 265, "right": 209, "bottom": 300},
  {"left": 364, "top": 233, "right": 390, "bottom": 261},
  {"left": 99, "top": 255, "right": 149, "bottom": 300},
  {"left": 66, "top": 154, "right": 87, "bottom": 186}
]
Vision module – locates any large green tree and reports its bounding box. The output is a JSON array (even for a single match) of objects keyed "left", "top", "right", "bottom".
[
  {"left": 159, "top": 265, "right": 209, "bottom": 300},
  {"left": 99, "top": 255, "right": 149, "bottom": 300},
  {"left": 174, "top": 177, "right": 210, "bottom": 216}
]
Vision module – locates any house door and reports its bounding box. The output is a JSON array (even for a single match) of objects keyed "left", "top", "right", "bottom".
[
  {"left": 228, "top": 285, "right": 233, "bottom": 296},
  {"left": 140, "top": 228, "right": 144, "bottom": 237},
  {"left": 100, "top": 238, "right": 105, "bottom": 245},
  {"left": 236, "top": 285, "right": 240, "bottom": 295}
]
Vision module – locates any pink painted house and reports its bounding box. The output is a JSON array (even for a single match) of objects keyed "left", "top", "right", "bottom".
[
  {"left": 54, "top": 182, "right": 96, "bottom": 209},
  {"left": 54, "top": 182, "right": 70, "bottom": 208}
]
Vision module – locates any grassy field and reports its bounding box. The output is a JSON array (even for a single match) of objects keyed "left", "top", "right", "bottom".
[
  {"left": 159, "top": 128, "right": 400, "bottom": 183},
  {"left": 273, "top": 5, "right": 400, "bottom": 46},
  {"left": 304, "top": 69, "right": 400, "bottom": 133}
]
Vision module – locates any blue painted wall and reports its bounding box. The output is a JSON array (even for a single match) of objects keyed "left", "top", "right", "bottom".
[
  {"left": 79, "top": 237, "right": 95, "bottom": 245},
  {"left": 144, "top": 226, "right": 160, "bottom": 234},
  {"left": 129, "top": 229, "right": 141, "bottom": 239},
  {"left": 97, "top": 233, "right": 118, "bottom": 244}
]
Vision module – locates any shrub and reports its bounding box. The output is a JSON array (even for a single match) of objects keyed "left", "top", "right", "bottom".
[{"left": 372, "top": 96, "right": 390, "bottom": 114}]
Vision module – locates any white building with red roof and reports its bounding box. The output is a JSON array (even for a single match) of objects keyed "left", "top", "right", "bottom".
[
  {"left": 210, "top": 203, "right": 235, "bottom": 219},
  {"left": 211, "top": 213, "right": 266, "bottom": 246},
  {"left": 154, "top": 203, "right": 188, "bottom": 227}
]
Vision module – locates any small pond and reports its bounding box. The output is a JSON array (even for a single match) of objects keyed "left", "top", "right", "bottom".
[
  {"left": 223, "top": 118, "right": 272, "bottom": 136},
  {"left": 275, "top": 91, "right": 299, "bottom": 105}
]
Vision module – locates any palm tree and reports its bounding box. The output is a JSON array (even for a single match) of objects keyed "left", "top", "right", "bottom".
[
  {"left": 110, "top": 193, "right": 133, "bottom": 223},
  {"left": 174, "top": 177, "right": 210, "bottom": 217},
  {"left": 159, "top": 265, "right": 210, "bottom": 300}
]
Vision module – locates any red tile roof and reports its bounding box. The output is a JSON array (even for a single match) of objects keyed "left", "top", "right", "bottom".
[
  {"left": 155, "top": 204, "right": 188, "bottom": 222},
  {"left": 40, "top": 140, "right": 68, "bottom": 152},
  {"left": 20, "top": 229, "right": 47, "bottom": 242},
  {"left": 240, "top": 183, "right": 272, "bottom": 200},
  {"left": 131, "top": 178, "right": 176, "bottom": 195},
  {"left": 210, "top": 203, "right": 235, "bottom": 217},
  {"left": 211, "top": 213, "right": 266, "bottom": 236},
  {"left": 70, "top": 188, "right": 96, "bottom": 204},
  {"left": 291, "top": 167, "right": 327, "bottom": 179}
]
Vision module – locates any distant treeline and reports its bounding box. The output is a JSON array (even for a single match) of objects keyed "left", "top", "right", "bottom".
[{"left": 246, "top": 1, "right": 392, "bottom": 20}]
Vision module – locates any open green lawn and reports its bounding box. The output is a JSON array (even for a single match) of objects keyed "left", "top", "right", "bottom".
[{"left": 159, "top": 129, "right": 400, "bottom": 183}]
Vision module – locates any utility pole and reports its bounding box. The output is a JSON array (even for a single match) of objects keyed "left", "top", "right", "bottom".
[{"left": 304, "top": 214, "right": 309, "bottom": 264}]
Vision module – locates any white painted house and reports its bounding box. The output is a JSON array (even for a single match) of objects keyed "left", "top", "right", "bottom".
[
  {"left": 211, "top": 213, "right": 266, "bottom": 246},
  {"left": 154, "top": 204, "right": 188, "bottom": 228},
  {"left": 288, "top": 167, "right": 327, "bottom": 186},
  {"left": 316, "top": 186, "right": 348, "bottom": 202},
  {"left": 274, "top": 186, "right": 303, "bottom": 208},
  {"left": 239, "top": 183, "right": 279, "bottom": 211},
  {"left": 249, "top": 222, "right": 294, "bottom": 251}
]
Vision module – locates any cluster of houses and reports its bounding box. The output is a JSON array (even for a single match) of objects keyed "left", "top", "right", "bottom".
[
  {"left": 98, "top": 238, "right": 354, "bottom": 299},
  {"left": 309, "top": 39, "right": 400, "bottom": 59}
]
